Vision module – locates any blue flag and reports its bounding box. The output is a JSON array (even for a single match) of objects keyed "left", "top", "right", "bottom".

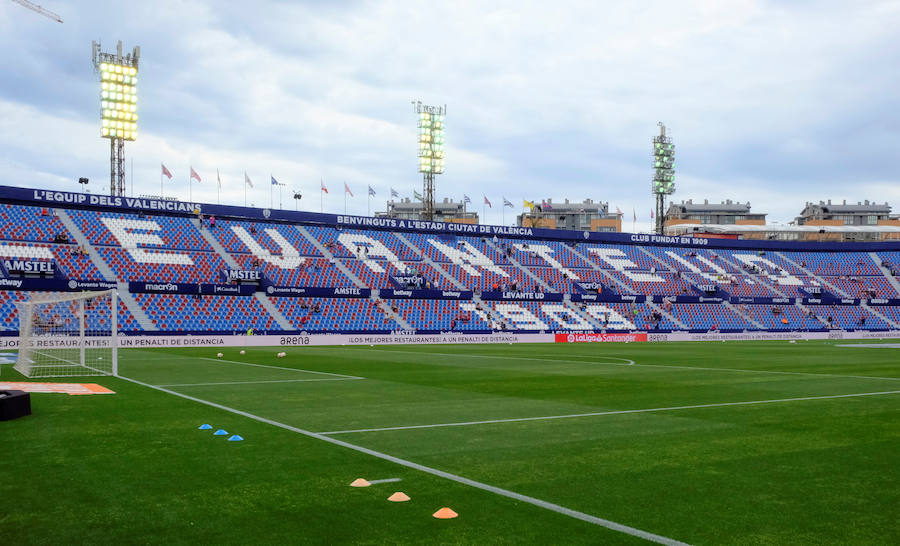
[
  {"left": 368, "top": 185, "right": 376, "bottom": 196},
  {"left": 271, "top": 176, "right": 280, "bottom": 186}
]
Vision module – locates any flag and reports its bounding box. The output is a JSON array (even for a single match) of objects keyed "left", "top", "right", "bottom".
[
  {"left": 271, "top": 176, "right": 281, "bottom": 186},
  {"left": 633, "top": 207, "right": 637, "bottom": 222},
  {"left": 190, "top": 167, "right": 201, "bottom": 182},
  {"left": 483, "top": 195, "right": 492, "bottom": 208},
  {"left": 524, "top": 199, "right": 535, "bottom": 210},
  {"left": 344, "top": 182, "right": 353, "bottom": 196},
  {"left": 390, "top": 187, "right": 399, "bottom": 198},
  {"left": 464, "top": 194, "right": 471, "bottom": 204},
  {"left": 217, "top": 169, "right": 222, "bottom": 188},
  {"left": 414, "top": 190, "right": 423, "bottom": 201},
  {"left": 161, "top": 163, "right": 173, "bottom": 180},
  {"left": 503, "top": 197, "right": 513, "bottom": 208},
  {"left": 368, "top": 185, "right": 376, "bottom": 196},
  {"left": 244, "top": 172, "right": 254, "bottom": 188},
  {"left": 650, "top": 209, "right": 654, "bottom": 219},
  {"left": 616, "top": 206, "right": 623, "bottom": 216},
  {"left": 542, "top": 200, "right": 553, "bottom": 211},
  {"left": 320, "top": 179, "right": 328, "bottom": 193}
]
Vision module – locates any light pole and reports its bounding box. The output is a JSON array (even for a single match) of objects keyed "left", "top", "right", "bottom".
[
  {"left": 652, "top": 122, "right": 676, "bottom": 235},
  {"left": 293, "top": 190, "right": 302, "bottom": 211},
  {"left": 413, "top": 100, "right": 446, "bottom": 221},
  {"left": 78, "top": 177, "right": 89, "bottom": 192}
]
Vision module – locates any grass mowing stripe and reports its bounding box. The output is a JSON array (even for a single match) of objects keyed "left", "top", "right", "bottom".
[
  {"left": 156, "top": 377, "right": 363, "bottom": 387},
  {"left": 114, "top": 373, "right": 691, "bottom": 546},
  {"left": 348, "top": 347, "right": 900, "bottom": 381},
  {"left": 317, "top": 389, "right": 900, "bottom": 435},
  {"left": 193, "top": 356, "right": 364, "bottom": 379}
]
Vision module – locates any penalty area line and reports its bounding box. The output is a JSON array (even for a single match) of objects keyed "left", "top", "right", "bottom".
[
  {"left": 317, "top": 389, "right": 900, "bottom": 435},
  {"left": 341, "top": 348, "right": 899, "bottom": 382},
  {"left": 114, "top": 373, "right": 690, "bottom": 546},
  {"left": 156, "top": 377, "right": 363, "bottom": 387},
  {"left": 195, "top": 356, "right": 364, "bottom": 380}
]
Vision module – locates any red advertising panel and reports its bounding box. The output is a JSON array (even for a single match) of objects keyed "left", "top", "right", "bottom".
[{"left": 555, "top": 332, "right": 648, "bottom": 343}]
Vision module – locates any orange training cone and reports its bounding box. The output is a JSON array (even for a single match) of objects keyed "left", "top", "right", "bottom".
[
  {"left": 349, "top": 478, "right": 371, "bottom": 487},
  {"left": 387, "top": 492, "right": 410, "bottom": 502},
  {"left": 433, "top": 507, "right": 458, "bottom": 519}
]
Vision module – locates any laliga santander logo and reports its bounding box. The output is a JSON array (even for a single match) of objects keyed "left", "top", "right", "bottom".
[{"left": 567, "top": 333, "right": 575, "bottom": 342}]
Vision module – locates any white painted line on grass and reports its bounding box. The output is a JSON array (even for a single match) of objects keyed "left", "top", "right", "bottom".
[
  {"left": 157, "top": 377, "right": 363, "bottom": 387},
  {"left": 317, "top": 390, "right": 900, "bottom": 435},
  {"left": 835, "top": 343, "right": 900, "bottom": 348},
  {"left": 368, "top": 478, "right": 402, "bottom": 485},
  {"left": 345, "top": 348, "right": 900, "bottom": 382},
  {"left": 195, "top": 356, "right": 364, "bottom": 380},
  {"left": 115, "top": 374, "right": 690, "bottom": 546}
]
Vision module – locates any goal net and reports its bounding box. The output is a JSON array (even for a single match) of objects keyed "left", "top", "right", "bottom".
[{"left": 13, "top": 289, "right": 118, "bottom": 378}]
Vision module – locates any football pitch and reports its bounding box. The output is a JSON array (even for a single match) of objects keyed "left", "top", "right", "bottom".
[{"left": 3, "top": 340, "right": 899, "bottom": 544}]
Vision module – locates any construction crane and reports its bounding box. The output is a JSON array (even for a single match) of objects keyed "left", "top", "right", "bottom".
[{"left": 10, "top": 0, "right": 63, "bottom": 23}]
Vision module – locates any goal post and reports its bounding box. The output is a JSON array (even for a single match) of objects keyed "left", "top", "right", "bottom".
[{"left": 13, "top": 289, "right": 118, "bottom": 378}]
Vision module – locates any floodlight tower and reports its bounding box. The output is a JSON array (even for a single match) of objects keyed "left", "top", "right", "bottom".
[
  {"left": 91, "top": 40, "right": 140, "bottom": 196},
  {"left": 413, "top": 101, "right": 446, "bottom": 220},
  {"left": 651, "top": 122, "right": 675, "bottom": 234}
]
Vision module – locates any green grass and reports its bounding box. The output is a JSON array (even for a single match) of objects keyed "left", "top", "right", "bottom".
[{"left": 2, "top": 340, "right": 899, "bottom": 544}]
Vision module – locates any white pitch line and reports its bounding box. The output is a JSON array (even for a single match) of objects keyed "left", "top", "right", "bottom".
[
  {"left": 317, "top": 390, "right": 900, "bottom": 435},
  {"left": 343, "top": 348, "right": 900, "bottom": 382},
  {"left": 157, "top": 377, "right": 363, "bottom": 387},
  {"left": 114, "top": 374, "right": 690, "bottom": 546},
  {"left": 368, "top": 478, "right": 402, "bottom": 485},
  {"left": 195, "top": 356, "right": 364, "bottom": 380}
]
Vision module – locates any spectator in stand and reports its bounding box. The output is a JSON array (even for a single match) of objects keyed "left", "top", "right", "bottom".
[{"left": 209, "top": 215, "right": 216, "bottom": 229}]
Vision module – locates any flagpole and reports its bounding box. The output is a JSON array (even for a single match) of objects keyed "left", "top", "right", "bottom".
[
  {"left": 160, "top": 168, "right": 163, "bottom": 199},
  {"left": 270, "top": 182, "right": 273, "bottom": 209},
  {"left": 320, "top": 178, "right": 323, "bottom": 213},
  {"left": 367, "top": 193, "right": 370, "bottom": 216},
  {"left": 279, "top": 184, "right": 283, "bottom": 209},
  {"left": 130, "top": 157, "right": 133, "bottom": 197},
  {"left": 244, "top": 174, "right": 247, "bottom": 207},
  {"left": 344, "top": 181, "right": 347, "bottom": 214},
  {"left": 189, "top": 169, "right": 192, "bottom": 202}
]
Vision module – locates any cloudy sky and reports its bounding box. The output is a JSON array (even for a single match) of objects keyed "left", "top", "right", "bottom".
[{"left": 1, "top": 0, "right": 898, "bottom": 231}]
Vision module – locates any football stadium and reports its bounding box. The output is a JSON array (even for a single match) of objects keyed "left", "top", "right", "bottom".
[{"left": 2, "top": 2, "right": 899, "bottom": 545}]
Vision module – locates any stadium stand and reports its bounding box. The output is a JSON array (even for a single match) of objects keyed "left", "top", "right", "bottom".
[{"left": 2, "top": 186, "right": 900, "bottom": 336}]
